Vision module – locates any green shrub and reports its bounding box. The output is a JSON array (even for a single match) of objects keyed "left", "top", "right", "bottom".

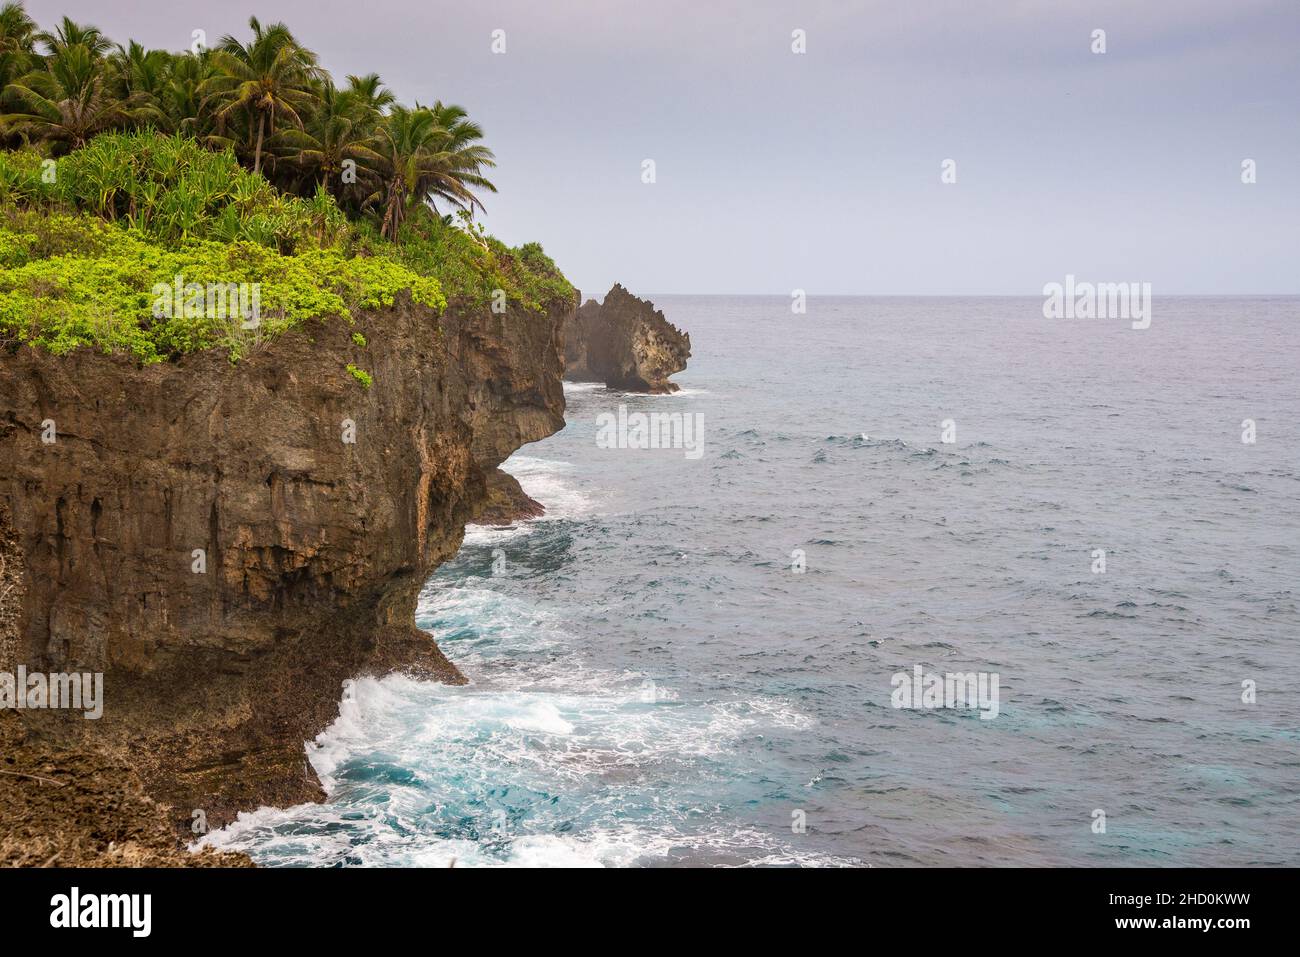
[
  {"left": 386, "top": 213, "right": 573, "bottom": 311},
  {"left": 0, "top": 131, "right": 571, "bottom": 363},
  {"left": 346, "top": 363, "right": 373, "bottom": 388},
  {"left": 0, "top": 132, "right": 348, "bottom": 253},
  {"left": 0, "top": 231, "right": 445, "bottom": 362}
]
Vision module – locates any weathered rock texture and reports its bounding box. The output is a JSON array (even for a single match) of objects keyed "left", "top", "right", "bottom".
[
  {"left": 473, "top": 468, "right": 545, "bottom": 526},
  {"left": 0, "top": 289, "right": 574, "bottom": 848},
  {"left": 0, "top": 711, "right": 253, "bottom": 867},
  {"left": 562, "top": 284, "right": 690, "bottom": 393}
]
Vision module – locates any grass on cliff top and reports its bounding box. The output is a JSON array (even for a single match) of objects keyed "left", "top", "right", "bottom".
[{"left": 0, "top": 132, "right": 573, "bottom": 364}]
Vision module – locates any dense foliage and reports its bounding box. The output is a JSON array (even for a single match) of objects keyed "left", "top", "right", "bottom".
[
  {"left": 0, "top": 4, "right": 573, "bottom": 368},
  {"left": 0, "top": 5, "right": 497, "bottom": 234}
]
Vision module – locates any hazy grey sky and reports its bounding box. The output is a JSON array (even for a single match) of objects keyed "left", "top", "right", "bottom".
[{"left": 28, "top": 0, "right": 1300, "bottom": 294}]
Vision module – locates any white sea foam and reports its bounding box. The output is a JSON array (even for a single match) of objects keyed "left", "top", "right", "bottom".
[
  {"left": 309, "top": 670, "right": 781, "bottom": 777},
  {"left": 462, "top": 454, "right": 594, "bottom": 545},
  {"left": 510, "top": 456, "right": 593, "bottom": 518},
  {"left": 199, "top": 422, "right": 837, "bottom": 869},
  {"left": 199, "top": 662, "right": 832, "bottom": 868},
  {"left": 462, "top": 524, "right": 531, "bottom": 546},
  {"left": 563, "top": 379, "right": 705, "bottom": 398},
  {"left": 199, "top": 804, "right": 856, "bottom": 868},
  {"left": 504, "top": 699, "right": 575, "bottom": 735},
  {"left": 415, "top": 585, "right": 564, "bottom": 662}
]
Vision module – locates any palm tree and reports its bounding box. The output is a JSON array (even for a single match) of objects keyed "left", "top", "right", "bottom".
[
  {"left": 271, "top": 80, "right": 381, "bottom": 198},
  {"left": 417, "top": 100, "right": 497, "bottom": 216},
  {"left": 35, "top": 14, "right": 111, "bottom": 57},
  {"left": 2, "top": 43, "right": 159, "bottom": 150},
  {"left": 344, "top": 72, "right": 394, "bottom": 113},
  {"left": 0, "top": 7, "right": 503, "bottom": 243},
  {"left": 370, "top": 103, "right": 497, "bottom": 240},
  {"left": 107, "top": 40, "right": 172, "bottom": 103},
  {"left": 0, "top": 2, "right": 35, "bottom": 141},
  {"left": 201, "top": 16, "right": 321, "bottom": 175},
  {"left": 370, "top": 105, "right": 435, "bottom": 240},
  {"left": 161, "top": 51, "right": 214, "bottom": 135},
  {"left": 0, "top": 2, "right": 36, "bottom": 63}
]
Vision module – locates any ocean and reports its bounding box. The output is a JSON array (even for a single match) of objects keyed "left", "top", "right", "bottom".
[{"left": 204, "top": 296, "right": 1300, "bottom": 866}]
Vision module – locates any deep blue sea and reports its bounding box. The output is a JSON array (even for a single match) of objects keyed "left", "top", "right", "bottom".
[{"left": 206, "top": 296, "right": 1300, "bottom": 866}]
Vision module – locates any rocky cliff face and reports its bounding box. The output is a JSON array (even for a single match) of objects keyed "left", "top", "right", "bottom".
[
  {"left": 0, "top": 290, "right": 573, "bottom": 837},
  {"left": 563, "top": 284, "right": 690, "bottom": 393}
]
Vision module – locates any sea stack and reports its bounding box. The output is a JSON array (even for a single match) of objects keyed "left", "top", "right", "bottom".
[{"left": 562, "top": 284, "right": 691, "bottom": 393}]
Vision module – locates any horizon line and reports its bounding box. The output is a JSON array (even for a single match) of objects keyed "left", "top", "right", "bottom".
[{"left": 608, "top": 291, "right": 1300, "bottom": 299}]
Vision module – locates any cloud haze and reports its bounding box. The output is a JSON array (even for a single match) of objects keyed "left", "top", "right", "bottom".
[{"left": 27, "top": 0, "right": 1300, "bottom": 293}]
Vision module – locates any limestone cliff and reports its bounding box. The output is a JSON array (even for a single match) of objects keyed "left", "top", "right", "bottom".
[
  {"left": 563, "top": 284, "right": 690, "bottom": 393},
  {"left": 0, "top": 289, "right": 574, "bottom": 842}
]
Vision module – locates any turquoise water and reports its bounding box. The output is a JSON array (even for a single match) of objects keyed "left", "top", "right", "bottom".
[{"left": 205, "top": 296, "right": 1300, "bottom": 866}]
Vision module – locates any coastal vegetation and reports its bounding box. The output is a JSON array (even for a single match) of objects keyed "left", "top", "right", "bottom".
[{"left": 0, "top": 3, "right": 572, "bottom": 363}]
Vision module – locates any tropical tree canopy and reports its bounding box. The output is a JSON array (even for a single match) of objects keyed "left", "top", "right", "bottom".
[{"left": 0, "top": 5, "right": 497, "bottom": 232}]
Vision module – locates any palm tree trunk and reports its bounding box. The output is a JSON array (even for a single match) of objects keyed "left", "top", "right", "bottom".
[
  {"left": 380, "top": 180, "right": 403, "bottom": 240},
  {"left": 380, "top": 188, "right": 397, "bottom": 240},
  {"left": 253, "top": 112, "right": 266, "bottom": 175}
]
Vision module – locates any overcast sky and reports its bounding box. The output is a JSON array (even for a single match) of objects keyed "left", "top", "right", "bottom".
[{"left": 28, "top": 0, "right": 1300, "bottom": 294}]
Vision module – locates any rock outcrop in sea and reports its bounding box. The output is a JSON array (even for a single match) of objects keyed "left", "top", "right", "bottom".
[
  {"left": 0, "top": 288, "right": 576, "bottom": 853},
  {"left": 562, "top": 284, "right": 691, "bottom": 393},
  {"left": 473, "top": 468, "right": 546, "bottom": 526}
]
